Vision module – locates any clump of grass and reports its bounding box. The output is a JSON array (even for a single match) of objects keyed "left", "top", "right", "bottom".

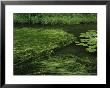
[
  {"left": 75, "top": 30, "right": 97, "bottom": 53},
  {"left": 14, "top": 28, "right": 76, "bottom": 75}
]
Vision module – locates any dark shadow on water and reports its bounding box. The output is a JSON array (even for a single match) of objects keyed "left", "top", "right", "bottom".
[{"left": 54, "top": 43, "right": 97, "bottom": 58}]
